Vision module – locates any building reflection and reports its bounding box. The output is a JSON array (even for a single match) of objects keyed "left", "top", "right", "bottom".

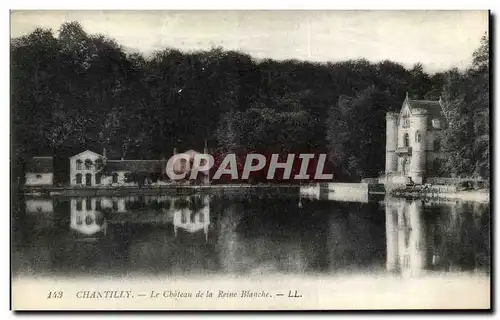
[
  {"left": 173, "top": 195, "right": 211, "bottom": 241},
  {"left": 385, "top": 198, "right": 427, "bottom": 276},
  {"left": 67, "top": 195, "right": 211, "bottom": 240},
  {"left": 384, "top": 197, "right": 491, "bottom": 276},
  {"left": 25, "top": 198, "right": 54, "bottom": 214},
  {"left": 70, "top": 198, "right": 107, "bottom": 239}
]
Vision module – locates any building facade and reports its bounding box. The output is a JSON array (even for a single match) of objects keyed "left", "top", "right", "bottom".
[
  {"left": 25, "top": 156, "right": 53, "bottom": 186},
  {"left": 69, "top": 150, "right": 105, "bottom": 186},
  {"left": 383, "top": 95, "right": 447, "bottom": 185},
  {"left": 69, "top": 148, "right": 210, "bottom": 187}
]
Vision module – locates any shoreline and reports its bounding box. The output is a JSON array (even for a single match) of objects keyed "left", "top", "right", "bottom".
[
  {"left": 390, "top": 189, "right": 490, "bottom": 203},
  {"left": 19, "top": 184, "right": 491, "bottom": 203}
]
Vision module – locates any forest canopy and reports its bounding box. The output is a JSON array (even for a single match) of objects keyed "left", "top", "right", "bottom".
[{"left": 11, "top": 22, "right": 489, "bottom": 182}]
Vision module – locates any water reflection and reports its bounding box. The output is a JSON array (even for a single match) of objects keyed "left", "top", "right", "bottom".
[
  {"left": 386, "top": 197, "right": 490, "bottom": 276},
  {"left": 70, "top": 198, "right": 107, "bottom": 239},
  {"left": 12, "top": 193, "right": 489, "bottom": 278},
  {"left": 385, "top": 198, "right": 427, "bottom": 276}
]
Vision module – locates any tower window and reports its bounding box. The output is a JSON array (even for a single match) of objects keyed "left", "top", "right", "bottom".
[
  {"left": 404, "top": 133, "right": 409, "bottom": 147},
  {"left": 415, "top": 131, "right": 421, "bottom": 143}
]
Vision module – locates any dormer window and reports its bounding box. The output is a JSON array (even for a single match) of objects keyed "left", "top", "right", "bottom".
[{"left": 401, "top": 109, "right": 410, "bottom": 128}]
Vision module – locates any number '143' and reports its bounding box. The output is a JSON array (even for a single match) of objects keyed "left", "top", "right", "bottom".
[{"left": 47, "top": 291, "right": 63, "bottom": 299}]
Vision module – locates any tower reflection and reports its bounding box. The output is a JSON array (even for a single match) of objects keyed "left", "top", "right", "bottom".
[{"left": 385, "top": 198, "right": 427, "bottom": 277}]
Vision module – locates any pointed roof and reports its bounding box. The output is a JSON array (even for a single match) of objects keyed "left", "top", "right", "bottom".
[
  {"left": 104, "top": 159, "right": 166, "bottom": 173},
  {"left": 181, "top": 149, "right": 202, "bottom": 157},
  {"left": 404, "top": 95, "right": 447, "bottom": 122}
]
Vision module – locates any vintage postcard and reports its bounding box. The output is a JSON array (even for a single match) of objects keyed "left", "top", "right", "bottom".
[{"left": 10, "top": 10, "right": 490, "bottom": 310}]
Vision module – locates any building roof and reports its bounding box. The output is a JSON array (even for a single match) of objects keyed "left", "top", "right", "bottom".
[
  {"left": 69, "top": 150, "right": 103, "bottom": 159},
  {"left": 177, "top": 149, "right": 203, "bottom": 157},
  {"left": 406, "top": 98, "right": 447, "bottom": 121},
  {"left": 104, "top": 160, "right": 167, "bottom": 173},
  {"left": 25, "top": 156, "right": 53, "bottom": 173}
]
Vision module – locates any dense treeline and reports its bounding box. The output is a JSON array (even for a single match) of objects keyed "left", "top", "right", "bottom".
[{"left": 11, "top": 22, "right": 489, "bottom": 183}]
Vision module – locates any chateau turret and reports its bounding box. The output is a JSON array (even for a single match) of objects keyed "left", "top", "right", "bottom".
[
  {"left": 385, "top": 112, "right": 399, "bottom": 174},
  {"left": 409, "top": 108, "right": 428, "bottom": 184}
]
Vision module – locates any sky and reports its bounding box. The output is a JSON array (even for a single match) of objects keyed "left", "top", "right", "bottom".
[{"left": 10, "top": 10, "right": 489, "bottom": 72}]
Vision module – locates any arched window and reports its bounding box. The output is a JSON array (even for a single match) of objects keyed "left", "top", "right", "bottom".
[
  {"left": 112, "top": 200, "right": 118, "bottom": 210},
  {"left": 199, "top": 213, "right": 204, "bottom": 223},
  {"left": 84, "top": 159, "right": 92, "bottom": 170},
  {"left": 95, "top": 173, "right": 101, "bottom": 185},
  {"left": 76, "top": 173, "right": 82, "bottom": 184},
  {"left": 85, "top": 198, "right": 92, "bottom": 210},
  {"left": 181, "top": 212, "right": 187, "bottom": 224},
  {"left": 85, "top": 173, "right": 92, "bottom": 186},
  {"left": 85, "top": 215, "right": 94, "bottom": 225},
  {"left": 76, "top": 199, "right": 82, "bottom": 211},
  {"left": 415, "top": 131, "right": 421, "bottom": 143},
  {"left": 404, "top": 133, "right": 409, "bottom": 147},
  {"left": 112, "top": 172, "right": 119, "bottom": 183},
  {"left": 76, "top": 159, "right": 82, "bottom": 170}
]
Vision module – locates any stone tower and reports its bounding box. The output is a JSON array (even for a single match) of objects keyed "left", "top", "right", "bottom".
[
  {"left": 409, "top": 108, "right": 428, "bottom": 184},
  {"left": 385, "top": 112, "right": 399, "bottom": 174}
]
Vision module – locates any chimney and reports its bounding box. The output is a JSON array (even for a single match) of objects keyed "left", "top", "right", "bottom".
[
  {"left": 173, "top": 148, "right": 177, "bottom": 156},
  {"left": 103, "top": 148, "right": 107, "bottom": 158},
  {"left": 204, "top": 140, "right": 208, "bottom": 154}
]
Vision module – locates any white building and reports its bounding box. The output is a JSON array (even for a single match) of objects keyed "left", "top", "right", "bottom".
[
  {"left": 69, "top": 150, "right": 106, "bottom": 186},
  {"left": 69, "top": 149, "right": 166, "bottom": 187}
]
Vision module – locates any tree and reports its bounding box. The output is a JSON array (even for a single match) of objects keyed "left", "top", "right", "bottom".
[{"left": 441, "top": 33, "right": 489, "bottom": 178}]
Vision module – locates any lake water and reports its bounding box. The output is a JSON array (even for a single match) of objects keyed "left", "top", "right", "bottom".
[{"left": 12, "top": 191, "right": 490, "bottom": 278}]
